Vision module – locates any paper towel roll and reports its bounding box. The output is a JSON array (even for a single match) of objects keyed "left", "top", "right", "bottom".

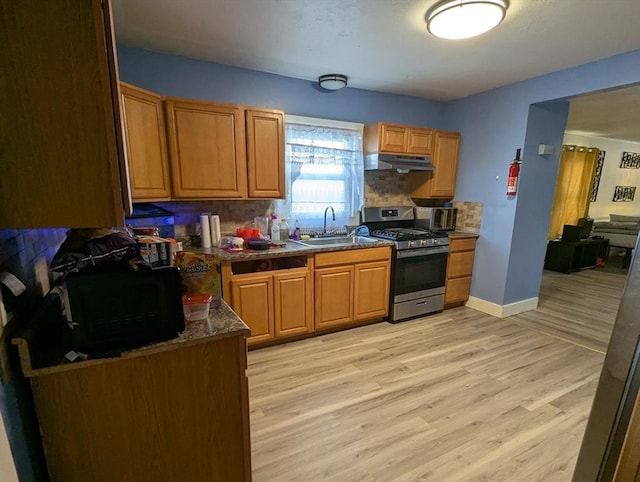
[
  {"left": 209, "top": 214, "right": 221, "bottom": 247},
  {"left": 200, "top": 213, "right": 212, "bottom": 248}
]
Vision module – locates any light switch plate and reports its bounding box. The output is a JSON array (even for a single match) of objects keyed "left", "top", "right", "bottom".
[{"left": 538, "top": 143, "right": 554, "bottom": 155}]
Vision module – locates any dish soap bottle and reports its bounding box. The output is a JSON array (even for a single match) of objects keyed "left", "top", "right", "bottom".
[
  {"left": 292, "top": 219, "right": 301, "bottom": 241},
  {"left": 279, "top": 218, "right": 290, "bottom": 240}
]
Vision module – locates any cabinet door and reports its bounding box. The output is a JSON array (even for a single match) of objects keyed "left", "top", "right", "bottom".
[
  {"left": 354, "top": 261, "right": 390, "bottom": 321},
  {"left": 165, "top": 99, "right": 247, "bottom": 198},
  {"left": 445, "top": 277, "right": 472, "bottom": 304},
  {"left": 429, "top": 131, "right": 461, "bottom": 198},
  {"left": 0, "top": 0, "right": 129, "bottom": 228},
  {"left": 379, "top": 124, "right": 408, "bottom": 153},
  {"left": 406, "top": 128, "right": 433, "bottom": 156},
  {"left": 314, "top": 266, "right": 354, "bottom": 329},
  {"left": 445, "top": 236, "right": 477, "bottom": 306},
  {"left": 273, "top": 269, "right": 313, "bottom": 337},
  {"left": 410, "top": 131, "right": 461, "bottom": 199},
  {"left": 120, "top": 83, "right": 171, "bottom": 200},
  {"left": 246, "top": 109, "right": 285, "bottom": 198},
  {"left": 447, "top": 251, "right": 475, "bottom": 278},
  {"left": 231, "top": 274, "right": 274, "bottom": 344}
]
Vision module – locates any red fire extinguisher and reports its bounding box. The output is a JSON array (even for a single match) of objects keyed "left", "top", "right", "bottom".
[{"left": 507, "top": 148, "right": 521, "bottom": 196}]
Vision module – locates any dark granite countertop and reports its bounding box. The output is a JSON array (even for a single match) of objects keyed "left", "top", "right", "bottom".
[
  {"left": 193, "top": 238, "right": 394, "bottom": 261},
  {"left": 13, "top": 299, "right": 250, "bottom": 377},
  {"left": 448, "top": 231, "right": 480, "bottom": 239}
]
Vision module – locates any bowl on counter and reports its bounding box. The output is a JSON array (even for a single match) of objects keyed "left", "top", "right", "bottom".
[{"left": 246, "top": 238, "right": 271, "bottom": 250}]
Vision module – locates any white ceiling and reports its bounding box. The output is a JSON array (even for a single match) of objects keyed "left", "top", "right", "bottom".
[{"left": 112, "top": 0, "right": 640, "bottom": 142}]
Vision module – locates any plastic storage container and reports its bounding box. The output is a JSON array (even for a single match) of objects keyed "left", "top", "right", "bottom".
[{"left": 182, "top": 294, "right": 212, "bottom": 321}]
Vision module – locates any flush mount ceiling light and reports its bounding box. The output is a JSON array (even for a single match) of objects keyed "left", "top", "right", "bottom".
[
  {"left": 426, "top": 0, "right": 508, "bottom": 40},
  {"left": 318, "top": 74, "right": 348, "bottom": 91}
]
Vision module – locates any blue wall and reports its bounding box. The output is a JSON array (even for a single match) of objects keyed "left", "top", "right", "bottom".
[
  {"left": 118, "top": 46, "right": 640, "bottom": 307},
  {"left": 446, "top": 49, "right": 640, "bottom": 305},
  {"left": 117, "top": 46, "right": 447, "bottom": 127}
]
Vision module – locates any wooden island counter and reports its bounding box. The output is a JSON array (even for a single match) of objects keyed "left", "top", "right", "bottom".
[{"left": 13, "top": 301, "right": 252, "bottom": 482}]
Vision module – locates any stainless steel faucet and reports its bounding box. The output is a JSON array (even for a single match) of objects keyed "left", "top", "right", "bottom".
[{"left": 323, "top": 206, "right": 335, "bottom": 234}]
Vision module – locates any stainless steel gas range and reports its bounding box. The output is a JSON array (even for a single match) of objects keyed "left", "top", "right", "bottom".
[{"left": 362, "top": 206, "right": 450, "bottom": 323}]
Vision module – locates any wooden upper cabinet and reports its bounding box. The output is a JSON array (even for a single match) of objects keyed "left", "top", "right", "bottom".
[
  {"left": 364, "top": 122, "right": 433, "bottom": 156},
  {"left": 406, "top": 127, "right": 434, "bottom": 155},
  {"left": 120, "top": 83, "right": 172, "bottom": 201},
  {"left": 165, "top": 98, "right": 247, "bottom": 199},
  {"left": 246, "top": 109, "right": 285, "bottom": 198},
  {"left": 410, "top": 130, "right": 461, "bottom": 199},
  {"left": 0, "top": 0, "right": 129, "bottom": 228}
]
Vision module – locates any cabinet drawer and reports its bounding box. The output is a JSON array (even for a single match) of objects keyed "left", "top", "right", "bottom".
[
  {"left": 314, "top": 246, "right": 390, "bottom": 267},
  {"left": 445, "top": 276, "right": 472, "bottom": 304},
  {"left": 447, "top": 251, "right": 475, "bottom": 278},
  {"left": 450, "top": 237, "right": 477, "bottom": 252}
]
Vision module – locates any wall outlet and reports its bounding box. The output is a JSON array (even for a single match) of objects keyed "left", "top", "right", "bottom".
[{"left": 34, "top": 256, "right": 50, "bottom": 296}]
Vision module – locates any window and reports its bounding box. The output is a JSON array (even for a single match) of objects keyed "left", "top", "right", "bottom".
[{"left": 278, "top": 116, "right": 364, "bottom": 232}]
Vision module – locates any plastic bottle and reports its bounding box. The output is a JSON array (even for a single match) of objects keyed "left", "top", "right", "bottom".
[
  {"left": 270, "top": 214, "right": 280, "bottom": 241},
  {"left": 292, "top": 219, "right": 301, "bottom": 241},
  {"left": 279, "top": 218, "right": 290, "bottom": 240}
]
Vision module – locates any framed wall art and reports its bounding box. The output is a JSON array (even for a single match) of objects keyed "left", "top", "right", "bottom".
[
  {"left": 613, "top": 185, "right": 636, "bottom": 202},
  {"left": 620, "top": 151, "right": 640, "bottom": 169},
  {"left": 590, "top": 150, "right": 605, "bottom": 202}
]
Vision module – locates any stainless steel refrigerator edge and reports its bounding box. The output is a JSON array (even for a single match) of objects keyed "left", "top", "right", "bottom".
[{"left": 573, "top": 237, "right": 640, "bottom": 481}]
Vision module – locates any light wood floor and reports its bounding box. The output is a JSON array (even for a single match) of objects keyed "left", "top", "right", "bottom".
[
  {"left": 248, "top": 269, "right": 626, "bottom": 481},
  {"left": 509, "top": 268, "right": 626, "bottom": 353}
]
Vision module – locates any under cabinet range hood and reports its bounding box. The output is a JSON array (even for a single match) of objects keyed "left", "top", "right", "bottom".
[{"left": 364, "top": 153, "right": 434, "bottom": 172}]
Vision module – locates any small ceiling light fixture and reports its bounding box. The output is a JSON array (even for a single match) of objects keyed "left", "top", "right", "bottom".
[
  {"left": 318, "top": 74, "right": 348, "bottom": 91},
  {"left": 426, "top": 0, "right": 508, "bottom": 40}
]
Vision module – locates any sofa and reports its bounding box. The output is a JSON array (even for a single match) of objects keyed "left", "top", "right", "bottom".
[{"left": 592, "top": 214, "right": 640, "bottom": 267}]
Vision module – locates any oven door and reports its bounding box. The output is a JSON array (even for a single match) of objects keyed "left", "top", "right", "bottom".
[{"left": 393, "top": 246, "right": 449, "bottom": 302}]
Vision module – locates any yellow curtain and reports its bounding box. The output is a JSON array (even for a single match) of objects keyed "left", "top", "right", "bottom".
[{"left": 547, "top": 145, "right": 599, "bottom": 240}]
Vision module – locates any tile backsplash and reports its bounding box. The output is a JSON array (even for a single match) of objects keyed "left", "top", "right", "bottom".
[
  {"left": 0, "top": 229, "right": 67, "bottom": 298},
  {"left": 364, "top": 171, "right": 414, "bottom": 206},
  {"left": 453, "top": 201, "right": 483, "bottom": 233}
]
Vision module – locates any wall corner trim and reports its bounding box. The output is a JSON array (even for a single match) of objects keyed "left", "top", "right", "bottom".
[{"left": 466, "top": 296, "right": 539, "bottom": 318}]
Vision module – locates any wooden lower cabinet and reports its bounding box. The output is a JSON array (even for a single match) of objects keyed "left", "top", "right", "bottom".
[
  {"left": 230, "top": 267, "right": 313, "bottom": 345},
  {"left": 445, "top": 236, "right": 478, "bottom": 307},
  {"left": 273, "top": 269, "right": 314, "bottom": 337},
  {"left": 354, "top": 261, "right": 391, "bottom": 320},
  {"left": 314, "top": 247, "right": 391, "bottom": 330},
  {"left": 231, "top": 273, "right": 274, "bottom": 344},
  {"left": 27, "top": 335, "right": 251, "bottom": 482},
  {"left": 315, "top": 265, "right": 355, "bottom": 329},
  {"left": 223, "top": 247, "right": 391, "bottom": 346}
]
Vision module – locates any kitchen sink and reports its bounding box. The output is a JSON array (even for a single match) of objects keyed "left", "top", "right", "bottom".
[{"left": 292, "top": 235, "right": 379, "bottom": 247}]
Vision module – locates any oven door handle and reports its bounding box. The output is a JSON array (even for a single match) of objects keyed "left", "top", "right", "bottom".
[{"left": 397, "top": 246, "right": 450, "bottom": 258}]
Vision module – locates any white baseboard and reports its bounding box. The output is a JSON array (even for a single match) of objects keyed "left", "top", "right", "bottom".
[{"left": 466, "top": 296, "right": 539, "bottom": 318}]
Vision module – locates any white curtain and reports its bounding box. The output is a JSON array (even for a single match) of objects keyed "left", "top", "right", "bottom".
[{"left": 276, "top": 119, "right": 364, "bottom": 232}]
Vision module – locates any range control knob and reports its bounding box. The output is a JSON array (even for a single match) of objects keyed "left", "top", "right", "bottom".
[{"left": 433, "top": 239, "right": 439, "bottom": 245}]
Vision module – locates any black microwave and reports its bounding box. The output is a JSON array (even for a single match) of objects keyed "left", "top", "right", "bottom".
[{"left": 62, "top": 267, "right": 185, "bottom": 354}]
